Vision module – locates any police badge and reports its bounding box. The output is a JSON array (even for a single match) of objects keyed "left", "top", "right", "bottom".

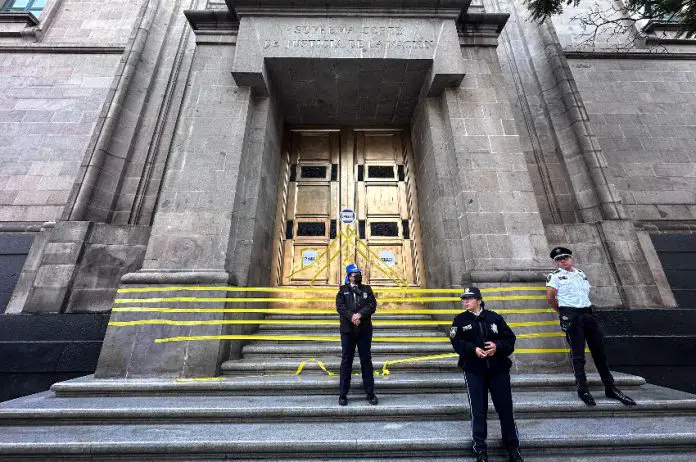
[
  {"left": 449, "top": 327, "right": 457, "bottom": 338},
  {"left": 491, "top": 323, "right": 498, "bottom": 334}
]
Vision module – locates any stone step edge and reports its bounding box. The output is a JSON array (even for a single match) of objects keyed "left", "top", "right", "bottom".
[
  {"left": 0, "top": 433, "right": 694, "bottom": 456},
  {"left": 51, "top": 374, "right": 647, "bottom": 396},
  {"left": 2, "top": 400, "right": 695, "bottom": 424}
]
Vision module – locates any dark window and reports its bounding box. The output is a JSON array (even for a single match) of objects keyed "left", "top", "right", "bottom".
[
  {"left": 402, "top": 220, "right": 410, "bottom": 239},
  {"left": 331, "top": 164, "right": 338, "bottom": 181},
  {"left": 329, "top": 220, "right": 337, "bottom": 239},
  {"left": 370, "top": 222, "right": 398, "bottom": 237},
  {"left": 297, "top": 222, "right": 326, "bottom": 237},
  {"left": 368, "top": 166, "right": 395, "bottom": 179},
  {"left": 1, "top": 0, "right": 44, "bottom": 15},
  {"left": 300, "top": 166, "right": 327, "bottom": 179},
  {"left": 398, "top": 165, "right": 405, "bottom": 181},
  {"left": 286, "top": 221, "right": 294, "bottom": 239},
  {"left": 357, "top": 165, "right": 364, "bottom": 182},
  {"left": 359, "top": 220, "right": 366, "bottom": 239},
  {"left": 289, "top": 165, "right": 297, "bottom": 182}
]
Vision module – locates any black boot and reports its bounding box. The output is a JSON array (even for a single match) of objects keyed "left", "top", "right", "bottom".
[
  {"left": 605, "top": 386, "right": 636, "bottom": 406},
  {"left": 508, "top": 450, "right": 524, "bottom": 462},
  {"left": 367, "top": 393, "right": 379, "bottom": 405},
  {"left": 338, "top": 395, "right": 347, "bottom": 406},
  {"left": 577, "top": 389, "right": 596, "bottom": 406},
  {"left": 475, "top": 452, "right": 488, "bottom": 462}
]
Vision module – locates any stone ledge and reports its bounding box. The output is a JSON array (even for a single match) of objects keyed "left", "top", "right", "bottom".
[{"left": 120, "top": 270, "right": 230, "bottom": 284}]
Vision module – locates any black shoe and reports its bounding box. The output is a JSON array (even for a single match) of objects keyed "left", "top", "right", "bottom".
[
  {"left": 475, "top": 452, "right": 488, "bottom": 462},
  {"left": 605, "top": 386, "right": 636, "bottom": 406},
  {"left": 508, "top": 450, "right": 524, "bottom": 462},
  {"left": 577, "top": 390, "right": 596, "bottom": 406},
  {"left": 367, "top": 393, "right": 379, "bottom": 405},
  {"left": 338, "top": 395, "right": 347, "bottom": 406}
]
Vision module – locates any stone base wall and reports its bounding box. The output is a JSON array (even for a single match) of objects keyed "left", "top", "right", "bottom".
[{"left": 7, "top": 222, "right": 149, "bottom": 314}]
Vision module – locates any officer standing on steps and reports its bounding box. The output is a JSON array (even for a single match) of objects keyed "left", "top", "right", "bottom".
[
  {"left": 546, "top": 246, "right": 637, "bottom": 407},
  {"left": 336, "top": 264, "right": 378, "bottom": 406},
  {"left": 450, "top": 287, "right": 523, "bottom": 462}
]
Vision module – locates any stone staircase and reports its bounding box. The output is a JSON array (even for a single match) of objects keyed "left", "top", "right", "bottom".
[{"left": 1, "top": 288, "right": 696, "bottom": 460}]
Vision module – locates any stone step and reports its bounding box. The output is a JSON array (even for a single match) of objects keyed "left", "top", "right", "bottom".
[
  {"left": 263, "top": 314, "right": 434, "bottom": 320},
  {"left": 251, "top": 328, "right": 445, "bottom": 337},
  {"left": 220, "top": 356, "right": 461, "bottom": 374},
  {"left": 3, "top": 385, "right": 694, "bottom": 425},
  {"left": 0, "top": 415, "right": 694, "bottom": 460},
  {"left": 50, "top": 373, "right": 647, "bottom": 397},
  {"left": 252, "top": 322, "right": 559, "bottom": 332},
  {"left": 241, "top": 342, "right": 453, "bottom": 356}
]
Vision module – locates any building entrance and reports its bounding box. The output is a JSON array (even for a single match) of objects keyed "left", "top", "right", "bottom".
[{"left": 271, "top": 128, "right": 424, "bottom": 287}]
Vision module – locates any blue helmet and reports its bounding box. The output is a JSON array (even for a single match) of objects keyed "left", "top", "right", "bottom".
[{"left": 345, "top": 263, "right": 362, "bottom": 284}]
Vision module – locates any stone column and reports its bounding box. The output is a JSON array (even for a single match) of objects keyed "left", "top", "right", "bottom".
[
  {"left": 445, "top": 45, "right": 550, "bottom": 280},
  {"left": 95, "top": 32, "right": 263, "bottom": 377}
]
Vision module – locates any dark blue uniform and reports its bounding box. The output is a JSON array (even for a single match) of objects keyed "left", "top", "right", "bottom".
[
  {"left": 450, "top": 308, "right": 520, "bottom": 455},
  {"left": 336, "top": 283, "right": 376, "bottom": 396}
]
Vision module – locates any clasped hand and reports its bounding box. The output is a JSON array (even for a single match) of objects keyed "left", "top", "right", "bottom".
[
  {"left": 475, "top": 341, "right": 497, "bottom": 358},
  {"left": 351, "top": 313, "right": 361, "bottom": 326}
]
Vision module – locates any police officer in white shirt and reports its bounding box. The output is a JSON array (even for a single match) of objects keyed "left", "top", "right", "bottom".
[{"left": 546, "top": 247, "right": 636, "bottom": 407}]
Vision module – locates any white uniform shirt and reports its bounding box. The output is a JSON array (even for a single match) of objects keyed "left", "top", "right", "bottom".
[{"left": 546, "top": 267, "right": 592, "bottom": 308}]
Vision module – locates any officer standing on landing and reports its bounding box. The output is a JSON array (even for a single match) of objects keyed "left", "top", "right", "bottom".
[
  {"left": 450, "top": 287, "right": 523, "bottom": 462},
  {"left": 336, "top": 264, "right": 378, "bottom": 406},
  {"left": 546, "top": 247, "right": 636, "bottom": 407}
]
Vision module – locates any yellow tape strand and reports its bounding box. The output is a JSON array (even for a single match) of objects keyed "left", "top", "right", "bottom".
[
  {"left": 117, "top": 285, "right": 546, "bottom": 294},
  {"left": 112, "top": 307, "right": 555, "bottom": 314},
  {"left": 154, "top": 332, "right": 565, "bottom": 343},
  {"left": 114, "top": 295, "right": 546, "bottom": 304},
  {"left": 294, "top": 358, "right": 336, "bottom": 376},
  {"left": 174, "top": 377, "right": 226, "bottom": 382},
  {"left": 109, "top": 319, "right": 560, "bottom": 328}
]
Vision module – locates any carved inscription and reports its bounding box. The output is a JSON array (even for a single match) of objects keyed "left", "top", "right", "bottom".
[{"left": 262, "top": 24, "right": 434, "bottom": 51}]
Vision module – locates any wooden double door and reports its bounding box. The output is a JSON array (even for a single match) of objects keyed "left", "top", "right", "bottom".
[{"left": 271, "top": 128, "right": 425, "bottom": 287}]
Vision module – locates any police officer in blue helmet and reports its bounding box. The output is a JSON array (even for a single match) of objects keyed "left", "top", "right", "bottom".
[{"left": 336, "top": 263, "right": 378, "bottom": 406}]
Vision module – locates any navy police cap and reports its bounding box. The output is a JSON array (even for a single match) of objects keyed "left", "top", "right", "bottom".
[
  {"left": 550, "top": 247, "right": 572, "bottom": 260},
  {"left": 460, "top": 286, "right": 482, "bottom": 300}
]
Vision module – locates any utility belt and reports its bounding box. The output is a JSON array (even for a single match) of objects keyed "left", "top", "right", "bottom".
[{"left": 558, "top": 306, "right": 592, "bottom": 314}]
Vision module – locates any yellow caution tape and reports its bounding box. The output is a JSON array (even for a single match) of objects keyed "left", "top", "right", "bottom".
[
  {"left": 381, "top": 353, "right": 457, "bottom": 375},
  {"left": 118, "top": 285, "right": 546, "bottom": 294},
  {"left": 109, "top": 319, "right": 559, "bottom": 328},
  {"left": 114, "top": 295, "right": 546, "bottom": 304},
  {"left": 154, "top": 332, "right": 565, "bottom": 343},
  {"left": 174, "top": 377, "right": 226, "bottom": 382},
  {"left": 294, "top": 358, "right": 336, "bottom": 376},
  {"left": 112, "top": 307, "right": 555, "bottom": 314}
]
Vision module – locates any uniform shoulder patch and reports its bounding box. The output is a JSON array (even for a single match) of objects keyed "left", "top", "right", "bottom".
[
  {"left": 449, "top": 326, "right": 457, "bottom": 338},
  {"left": 546, "top": 273, "right": 553, "bottom": 283}
]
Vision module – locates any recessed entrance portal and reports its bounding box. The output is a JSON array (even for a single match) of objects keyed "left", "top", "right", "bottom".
[{"left": 271, "top": 128, "right": 425, "bottom": 287}]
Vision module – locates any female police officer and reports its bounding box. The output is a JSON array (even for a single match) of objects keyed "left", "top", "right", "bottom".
[
  {"left": 336, "top": 264, "right": 378, "bottom": 406},
  {"left": 450, "top": 287, "right": 523, "bottom": 462}
]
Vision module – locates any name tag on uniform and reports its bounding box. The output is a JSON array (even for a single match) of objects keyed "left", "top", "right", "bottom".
[
  {"left": 343, "top": 291, "right": 350, "bottom": 295},
  {"left": 363, "top": 293, "right": 367, "bottom": 299},
  {"left": 462, "top": 324, "right": 472, "bottom": 331}
]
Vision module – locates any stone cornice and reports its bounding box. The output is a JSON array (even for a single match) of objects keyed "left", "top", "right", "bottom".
[
  {"left": 458, "top": 11, "right": 509, "bottom": 46},
  {"left": 228, "top": 0, "right": 467, "bottom": 18},
  {"left": 0, "top": 45, "right": 124, "bottom": 53},
  {"left": 565, "top": 50, "right": 696, "bottom": 60},
  {"left": 184, "top": 9, "right": 239, "bottom": 32}
]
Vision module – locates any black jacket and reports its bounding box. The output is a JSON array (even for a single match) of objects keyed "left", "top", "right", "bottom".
[
  {"left": 336, "top": 283, "right": 377, "bottom": 334},
  {"left": 449, "top": 308, "right": 516, "bottom": 375}
]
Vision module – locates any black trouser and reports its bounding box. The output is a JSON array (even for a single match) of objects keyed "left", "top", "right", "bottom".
[
  {"left": 463, "top": 371, "right": 519, "bottom": 454},
  {"left": 339, "top": 330, "right": 375, "bottom": 396},
  {"left": 559, "top": 307, "right": 614, "bottom": 390}
]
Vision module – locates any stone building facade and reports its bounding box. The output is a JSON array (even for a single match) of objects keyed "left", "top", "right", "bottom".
[{"left": 0, "top": 0, "right": 694, "bottom": 388}]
